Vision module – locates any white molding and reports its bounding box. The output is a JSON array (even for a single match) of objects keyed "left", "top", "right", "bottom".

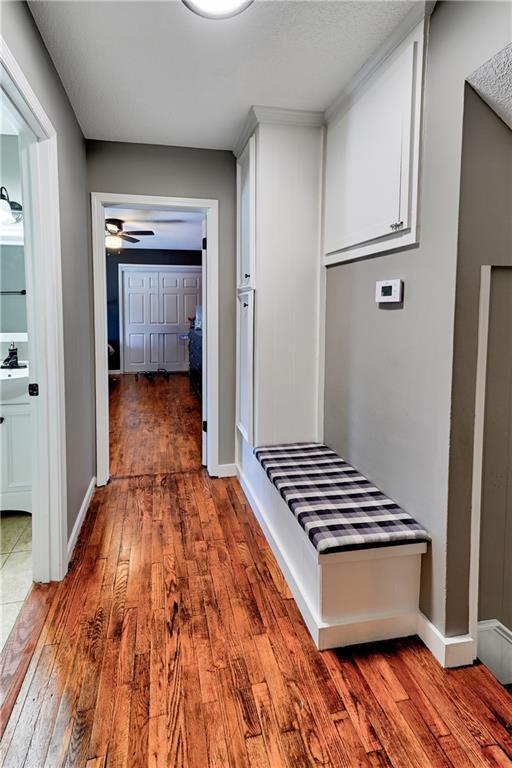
[
  {"left": 91, "top": 192, "right": 220, "bottom": 483},
  {"left": 0, "top": 36, "right": 67, "bottom": 582},
  {"left": 117, "top": 263, "right": 202, "bottom": 374},
  {"left": 67, "top": 477, "right": 96, "bottom": 563},
  {"left": 108, "top": 370, "right": 121, "bottom": 376},
  {"left": 416, "top": 612, "right": 476, "bottom": 668},
  {"left": 216, "top": 463, "right": 238, "bottom": 478},
  {"left": 234, "top": 105, "right": 324, "bottom": 157},
  {"left": 324, "top": 3, "right": 430, "bottom": 122},
  {"left": 469, "top": 266, "right": 492, "bottom": 643},
  {"left": 478, "top": 619, "right": 512, "bottom": 685}
]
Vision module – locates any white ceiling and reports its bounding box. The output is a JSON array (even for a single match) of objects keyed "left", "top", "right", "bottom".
[
  {"left": 468, "top": 43, "right": 512, "bottom": 131},
  {"left": 105, "top": 207, "right": 203, "bottom": 250},
  {"left": 29, "top": 0, "right": 418, "bottom": 151}
]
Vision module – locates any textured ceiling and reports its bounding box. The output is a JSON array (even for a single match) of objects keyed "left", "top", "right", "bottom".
[
  {"left": 29, "top": 0, "right": 417, "bottom": 150},
  {"left": 105, "top": 207, "right": 203, "bottom": 250},
  {"left": 468, "top": 43, "right": 512, "bottom": 131}
]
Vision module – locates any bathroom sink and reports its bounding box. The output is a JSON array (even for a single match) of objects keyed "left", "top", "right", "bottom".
[
  {"left": 0, "top": 363, "right": 30, "bottom": 403},
  {"left": 0, "top": 365, "right": 29, "bottom": 381}
]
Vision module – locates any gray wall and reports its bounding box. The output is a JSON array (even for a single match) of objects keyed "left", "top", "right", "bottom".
[
  {"left": 323, "top": 1, "right": 512, "bottom": 635},
  {"left": 86, "top": 141, "right": 237, "bottom": 465},
  {"left": 3, "top": 2, "right": 95, "bottom": 535},
  {"left": 479, "top": 268, "right": 512, "bottom": 629},
  {"left": 106, "top": 248, "right": 201, "bottom": 370},
  {"left": 451, "top": 90, "right": 512, "bottom": 631}
]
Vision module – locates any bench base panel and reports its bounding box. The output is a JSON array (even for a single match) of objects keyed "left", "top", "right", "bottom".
[{"left": 238, "top": 442, "right": 476, "bottom": 667}]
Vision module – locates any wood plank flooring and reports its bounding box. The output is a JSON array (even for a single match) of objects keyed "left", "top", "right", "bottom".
[{"left": 1, "top": 373, "right": 511, "bottom": 767}]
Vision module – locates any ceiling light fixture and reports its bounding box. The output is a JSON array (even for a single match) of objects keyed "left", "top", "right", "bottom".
[
  {"left": 182, "top": 0, "right": 254, "bottom": 19},
  {"left": 0, "top": 186, "right": 23, "bottom": 224},
  {"left": 105, "top": 234, "right": 123, "bottom": 250}
]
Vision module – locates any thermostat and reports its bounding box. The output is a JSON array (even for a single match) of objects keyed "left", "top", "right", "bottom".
[{"left": 375, "top": 279, "right": 403, "bottom": 304}]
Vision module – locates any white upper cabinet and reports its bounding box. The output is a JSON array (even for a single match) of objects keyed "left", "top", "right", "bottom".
[
  {"left": 237, "top": 135, "right": 256, "bottom": 288},
  {"left": 323, "top": 21, "right": 425, "bottom": 264}
]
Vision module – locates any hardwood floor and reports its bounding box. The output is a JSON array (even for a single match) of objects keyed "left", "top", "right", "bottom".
[{"left": 1, "top": 372, "right": 511, "bottom": 767}]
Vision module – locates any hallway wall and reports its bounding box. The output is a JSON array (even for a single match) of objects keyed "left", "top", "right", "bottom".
[
  {"left": 323, "top": 1, "right": 512, "bottom": 635},
  {"left": 86, "top": 141, "right": 237, "bottom": 465},
  {"left": 3, "top": 1, "right": 95, "bottom": 537}
]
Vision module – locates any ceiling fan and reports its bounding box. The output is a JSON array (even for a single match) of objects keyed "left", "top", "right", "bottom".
[{"left": 105, "top": 217, "right": 155, "bottom": 246}]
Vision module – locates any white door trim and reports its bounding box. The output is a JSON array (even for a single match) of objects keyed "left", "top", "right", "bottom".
[
  {"left": 118, "top": 264, "right": 202, "bottom": 375},
  {"left": 0, "top": 37, "right": 68, "bottom": 581},
  {"left": 91, "top": 192, "right": 220, "bottom": 482},
  {"left": 469, "top": 265, "right": 492, "bottom": 646}
]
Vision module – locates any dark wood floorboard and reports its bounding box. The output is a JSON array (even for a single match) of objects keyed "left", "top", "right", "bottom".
[{"left": 1, "top": 372, "right": 511, "bottom": 767}]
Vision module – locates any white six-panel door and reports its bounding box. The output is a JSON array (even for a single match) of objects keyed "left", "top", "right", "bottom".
[{"left": 122, "top": 266, "right": 202, "bottom": 373}]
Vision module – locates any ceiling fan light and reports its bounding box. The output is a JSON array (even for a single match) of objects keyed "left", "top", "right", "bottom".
[
  {"left": 105, "top": 234, "right": 123, "bottom": 250},
  {"left": 182, "top": 0, "right": 254, "bottom": 19}
]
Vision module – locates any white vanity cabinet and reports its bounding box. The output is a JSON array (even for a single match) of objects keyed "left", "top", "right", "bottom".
[
  {"left": 324, "top": 21, "right": 426, "bottom": 264},
  {"left": 0, "top": 401, "right": 32, "bottom": 512}
]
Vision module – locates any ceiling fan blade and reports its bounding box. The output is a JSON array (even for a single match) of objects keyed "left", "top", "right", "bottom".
[
  {"left": 119, "top": 233, "right": 139, "bottom": 243},
  {"left": 125, "top": 230, "right": 155, "bottom": 236}
]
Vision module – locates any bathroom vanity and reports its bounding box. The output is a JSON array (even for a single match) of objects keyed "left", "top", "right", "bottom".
[{"left": 0, "top": 348, "right": 31, "bottom": 513}]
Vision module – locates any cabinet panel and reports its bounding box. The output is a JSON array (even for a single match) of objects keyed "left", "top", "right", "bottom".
[
  {"left": 324, "top": 26, "right": 423, "bottom": 262},
  {"left": 1, "top": 404, "right": 31, "bottom": 493},
  {"left": 236, "top": 289, "right": 254, "bottom": 445},
  {"left": 237, "top": 135, "right": 256, "bottom": 288}
]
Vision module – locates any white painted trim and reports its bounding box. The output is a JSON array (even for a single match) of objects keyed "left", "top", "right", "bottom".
[
  {"left": 92, "top": 192, "right": 220, "bottom": 482},
  {"left": 316, "top": 125, "right": 327, "bottom": 443},
  {"left": 67, "top": 477, "right": 96, "bottom": 563},
  {"left": 108, "top": 370, "right": 121, "bottom": 376},
  {"left": 117, "top": 263, "right": 202, "bottom": 375},
  {"left": 234, "top": 106, "right": 324, "bottom": 158},
  {"left": 469, "top": 266, "right": 492, "bottom": 644},
  {"left": 478, "top": 619, "right": 512, "bottom": 685},
  {"left": 0, "top": 37, "right": 67, "bottom": 582},
  {"left": 416, "top": 612, "right": 476, "bottom": 668},
  {"left": 216, "top": 463, "right": 238, "bottom": 478}
]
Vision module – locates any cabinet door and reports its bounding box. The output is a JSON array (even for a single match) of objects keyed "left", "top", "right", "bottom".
[
  {"left": 1, "top": 404, "right": 31, "bottom": 494},
  {"left": 324, "top": 38, "right": 419, "bottom": 257},
  {"left": 236, "top": 289, "right": 254, "bottom": 445},
  {"left": 237, "top": 135, "right": 256, "bottom": 288}
]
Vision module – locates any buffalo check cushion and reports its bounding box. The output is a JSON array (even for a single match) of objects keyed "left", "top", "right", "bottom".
[{"left": 254, "top": 443, "right": 430, "bottom": 554}]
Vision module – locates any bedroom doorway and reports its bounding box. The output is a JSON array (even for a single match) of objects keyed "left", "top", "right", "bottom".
[{"left": 92, "top": 193, "right": 220, "bottom": 482}]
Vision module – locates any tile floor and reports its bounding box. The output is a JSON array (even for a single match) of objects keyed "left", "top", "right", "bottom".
[{"left": 0, "top": 511, "right": 32, "bottom": 651}]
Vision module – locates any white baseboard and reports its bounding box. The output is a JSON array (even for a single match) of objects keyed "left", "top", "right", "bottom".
[
  {"left": 67, "top": 476, "right": 96, "bottom": 563},
  {"left": 108, "top": 369, "right": 121, "bottom": 375},
  {"left": 215, "top": 463, "right": 238, "bottom": 478},
  {"left": 478, "top": 619, "right": 512, "bottom": 684},
  {"left": 239, "top": 464, "right": 477, "bottom": 668},
  {"left": 416, "top": 612, "right": 476, "bottom": 668}
]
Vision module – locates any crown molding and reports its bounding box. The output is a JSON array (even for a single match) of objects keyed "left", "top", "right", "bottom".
[
  {"left": 233, "top": 105, "right": 324, "bottom": 157},
  {"left": 324, "top": 2, "right": 432, "bottom": 123}
]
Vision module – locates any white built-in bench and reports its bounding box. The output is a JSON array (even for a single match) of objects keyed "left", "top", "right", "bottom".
[{"left": 239, "top": 441, "right": 430, "bottom": 650}]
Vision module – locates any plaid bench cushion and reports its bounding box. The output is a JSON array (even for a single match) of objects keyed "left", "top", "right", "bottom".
[{"left": 253, "top": 443, "right": 430, "bottom": 554}]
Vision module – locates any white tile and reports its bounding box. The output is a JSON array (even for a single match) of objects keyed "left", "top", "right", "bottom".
[
  {"left": 0, "top": 550, "right": 32, "bottom": 604},
  {"left": 12, "top": 524, "right": 32, "bottom": 553}
]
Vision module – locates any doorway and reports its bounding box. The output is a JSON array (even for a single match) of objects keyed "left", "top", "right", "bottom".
[
  {"left": 92, "top": 192, "right": 220, "bottom": 483},
  {"left": 0, "top": 37, "right": 67, "bottom": 600}
]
